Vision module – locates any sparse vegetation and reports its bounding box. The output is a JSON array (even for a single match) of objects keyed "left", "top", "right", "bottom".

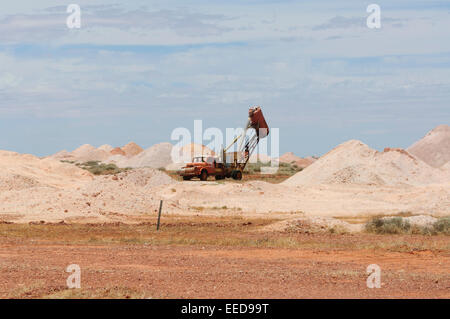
[
  {"left": 1, "top": 217, "right": 448, "bottom": 252},
  {"left": 433, "top": 217, "right": 450, "bottom": 235},
  {"left": 76, "top": 161, "right": 131, "bottom": 175},
  {"left": 365, "top": 217, "right": 411, "bottom": 234},
  {"left": 365, "top": 216, "right": 450, "bottom": 235},
  {"left": 328, "top": 225, "right": 349, "bottom": 235},
  {"left": 244, "top": 161, "right": 303, "bottom": 175},
  {"left": 44, "top": 287, "right": 148, "bottom": 299}
]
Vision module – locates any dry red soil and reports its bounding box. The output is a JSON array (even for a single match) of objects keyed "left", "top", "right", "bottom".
[{"left": 0, "top": 224, "right": 448, "bottom": 299}]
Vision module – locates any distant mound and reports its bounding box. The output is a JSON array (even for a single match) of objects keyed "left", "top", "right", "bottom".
[
  {"left": 249, "top": 153, "right": 271, "bottom": 164},
  {"left": 279, "top": 152, "right": 301, "bottom": 163},
  {"left": 50, "top": 150, "right": 73, "bottom": 161},
  {"left": 171, "top": 143, "right": 215, "bottom": 163},
  {"left": 293, "top": 157, "right": 316, "bottom": 169},
  {"left": 122, "top": 142, "right": 144, "bottom": 158},
  {"left": 279, "top": 152, "right": 316, "bottom": 168},
  {"left": 110, "top": 147, "right": 126, "bottom": 156},
  {"left": 109, "top": 143, "right": 173, "bottom": 169},
  {"left": 407, "top": 125, "right": 450, "bottom": 168},
  {"left": 98, "top": 144, "right": 113, "bottom": 152},
  {"left": 51, "top": 144, "right": 117, "bottom": 163},
  {"left": 74, "top": 144, "right": 110, "bottom": 162},
  {"left": 283, "top": 140, "right": 449, "bottom": 186},
  {"left": 51, "top": 144, "right": 110, "bottom": 163}
]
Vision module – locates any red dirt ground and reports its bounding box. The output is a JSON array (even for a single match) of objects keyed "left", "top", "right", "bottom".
[{"left": 1, "top": 239, "right": 448, "bottom": 298}]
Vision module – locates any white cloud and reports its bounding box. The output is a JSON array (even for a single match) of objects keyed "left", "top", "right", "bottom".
[{"left": 0, "top": 1, "right": 449, "bottom": 125}]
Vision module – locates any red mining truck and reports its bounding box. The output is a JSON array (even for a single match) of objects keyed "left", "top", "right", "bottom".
[{"left": 180, "top": 106, "right": 269, "bottom": 181}]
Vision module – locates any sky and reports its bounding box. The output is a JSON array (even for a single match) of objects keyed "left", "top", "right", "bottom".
[{"left": 0, "top": 0, "right": 449, "bottom": 157}]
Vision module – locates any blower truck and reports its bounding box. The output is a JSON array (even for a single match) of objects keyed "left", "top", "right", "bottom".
[{"left": 180, "top": 106, "right": 270, "bottom": 181}]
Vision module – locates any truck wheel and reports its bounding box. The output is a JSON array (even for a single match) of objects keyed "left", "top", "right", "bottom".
[
  {"left": 183, "top": 176, "right": 191, "bottom": 181},
  {"left": 200, "top": 170, "right": 208, "bottom": 181},
  {"left": 232, "top": 170, "right": 242, "bottom": 180}
]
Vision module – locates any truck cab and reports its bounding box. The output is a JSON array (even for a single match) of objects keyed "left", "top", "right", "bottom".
[{"left": 180, "top": 156, "right": 220, "bottom": 181}]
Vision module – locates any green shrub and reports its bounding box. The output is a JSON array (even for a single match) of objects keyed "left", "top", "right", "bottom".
[
  {"left": 78, "top": 161, "right": 129, "bottom": 175},
  {"left": 366, "top": 216, "right": 450, "bottom": 235},
  {"left": 365, "top": 217, "right": 411, "bottom": 234},
  {"left": 243, "top": 161, "right": 302, "bottom": 175},
  {"left": 433, "top": 217, "right": 450, "bottom": 235}
]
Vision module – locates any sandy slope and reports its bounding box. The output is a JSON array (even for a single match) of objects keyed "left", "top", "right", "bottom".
[
  {"left": 278, "top": 152, "right": 316, "bottom": 168},
  {"left": 109, "top": 143, "right": 173, "bottom": 169},
  {"left": 407, "top": 124, "right": 450, "bottom": 168},
  {"left": 279, "top": 152, "right": 302, "bottom": 163},
  {"left": 0, "top": 150, "right": 92, "bottom": 190},
  {"left": 0, "top": 151, "right": 173, "bottom": 222},
  {"left": 1, "top": 136, "right": 449, "bottom": 224},
  {"left": 283, "top": 140, "right": 449, "bottom": 186},
  {"left": 151, "top": 180, "right": 450, "bottom": 218},
  {"left": 121, "top": 142, "right": 144, "bottom": 157}
]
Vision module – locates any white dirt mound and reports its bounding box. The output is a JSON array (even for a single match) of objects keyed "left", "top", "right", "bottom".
[
  {"left": 98, "top": 144, "right": 113, "bottom": 152},
  {"left": 249, "top": 153, "right": 271, "bottom": 164},
  {"left": 174, "top": 143, "right": 214, "bottom": 162},
  {"left": 407, "top": 124, "right": 450, "bottom": 168},
  {"left": 110, "top": 147, "right": 126, "bottom": 156},
  {"left": 293, "top": 157, "right": 316, "bottom": 169},
  {"left": 0, "top": 150, "right": 92, "bottom": 190},
  {"left": 51, "top": 144, "right": 110, "bottom": 163},
  {"left": 0, "top": 151, "right": 176, "bottom": 222},
  {"left": 278, "top": 153, "right": 316, "bottom": 168},
  {"left": 283, "top": 140, "right": 449, "bottom": 186},
  {"left": 108, "top": 143, "right": 173, "bottom": 169},
  {"left": 165, "top": 162, "right": 186, "bottom": 171},
  {"left": 279, "top": 152, "right": 302, "bottom": 163},
  {"left": 168, "top": 143, "right": 215, "bottom": 165},
  {"left": 122, "top": 142, "right": 144, "bottom": 157},
  {"left": 72, "top": 144, "right": 108, "bottom": 162},
  {"left": 50, "top": 150, "right": 73, "bottom": 161}
]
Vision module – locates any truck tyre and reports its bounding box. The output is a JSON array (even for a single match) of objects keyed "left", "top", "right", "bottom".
[
  {"left": 232, "top": 170, "right": 242, "bottom": 180},
  {"left": 200, "top": 170, "right": 208, "bottom": 181}
]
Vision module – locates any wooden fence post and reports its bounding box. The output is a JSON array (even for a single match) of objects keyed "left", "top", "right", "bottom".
[{"left": 156, "top": 200, "right": 163, "bottom": 231}]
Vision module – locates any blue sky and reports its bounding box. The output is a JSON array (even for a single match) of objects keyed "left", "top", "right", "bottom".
[{"left": 0, "top": 0, "right": 449, "bottom": 157}]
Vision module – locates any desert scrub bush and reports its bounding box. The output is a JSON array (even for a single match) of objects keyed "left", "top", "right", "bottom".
[
  {"left": 60, "top": 160, "right": 76, "bottom": 164},
  {"left": 366, "top": 216, "right": 450, "bottom": 235},
  {"left": 328, "top": 225, "right": 349, "bottom": 235},
  {"left": 365, "top": 217, "right": 411, "bottom": 234},
  {"left": 78, "top": 161, "right": 130, "bottom": 175},
  {"left": 433, "top": 217, "right": 450, "bottom": 235},
  {"left": 244, "top": 161, "right": 302, "bottom": 175}
]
